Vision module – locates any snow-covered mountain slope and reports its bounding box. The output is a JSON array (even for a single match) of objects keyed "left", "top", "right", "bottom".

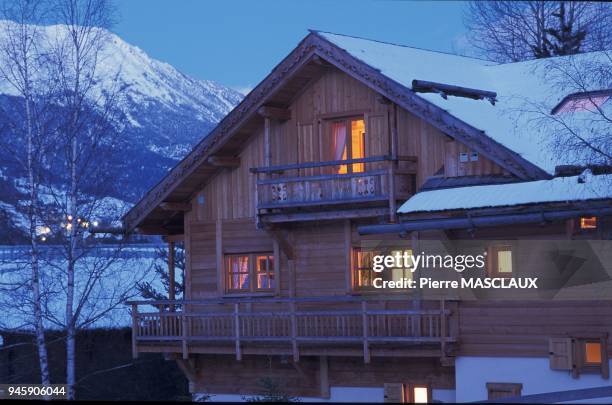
[{"left": 0, "top": 22, "right": 243, "bottom": 241}]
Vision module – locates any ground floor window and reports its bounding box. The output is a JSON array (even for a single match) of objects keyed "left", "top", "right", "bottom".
[
  {"left": 383, "top": 383, "right": 429, "bottom": 403},
  {"left": 486, "top": 382, "right": 522, "bottom": 400},
  {"left": 225, "top": 253, "right": 274, "bottom": 293}
]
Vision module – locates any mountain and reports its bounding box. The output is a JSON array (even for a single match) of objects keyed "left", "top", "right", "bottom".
[{"left": 0, "top": 22, "right": 243, "bottom": 242}]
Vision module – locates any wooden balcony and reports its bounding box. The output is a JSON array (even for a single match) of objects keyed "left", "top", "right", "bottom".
[
  {"left": 129, "top": 296, "right": 456, "bottom": 362},
  {"left": 251, "top": 156, "right": 417, "bottom": 223}
]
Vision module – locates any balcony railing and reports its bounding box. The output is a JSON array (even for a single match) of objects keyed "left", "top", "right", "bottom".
[
  {"left": 129, "top": 296, "right": 454, "bottom": 362},
  {"left": 250, "top": 156, "right": 417, "bottom": 219}
]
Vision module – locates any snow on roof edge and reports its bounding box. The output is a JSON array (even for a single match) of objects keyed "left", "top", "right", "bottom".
[{"left": 398, "top": 174, "right": 612, "bottom": 214}]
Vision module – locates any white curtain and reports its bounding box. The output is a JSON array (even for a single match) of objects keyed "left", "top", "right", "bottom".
[{"left": 332, "top": 122, "right": 347, "bottom": 161}]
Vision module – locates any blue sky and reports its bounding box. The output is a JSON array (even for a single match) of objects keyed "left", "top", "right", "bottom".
[{"left": 115, "top": 0, "right": 469, "bottom": 94}]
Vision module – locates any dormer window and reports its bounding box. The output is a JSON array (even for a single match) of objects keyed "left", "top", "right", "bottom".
[{"left": 552, "top": 90, "right": 612, "bottom": 114}]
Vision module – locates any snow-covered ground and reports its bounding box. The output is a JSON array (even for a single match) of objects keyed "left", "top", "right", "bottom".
[{"left": 0, "top": 244, "right": 164, "bottom": 330}]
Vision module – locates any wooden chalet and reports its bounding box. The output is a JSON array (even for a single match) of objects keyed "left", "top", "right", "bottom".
[{"left": 124, "top": 31, "right": 612, "bottom": 402}]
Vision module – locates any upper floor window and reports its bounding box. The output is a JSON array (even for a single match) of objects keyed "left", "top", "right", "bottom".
[
  {"left": 330, "top": 117, "right": 366, "bottom": 174},
  {"left": 225, "top": 253, "right": 274, "bottom": 293},
  {"left": 552, "top": 90, "right": 612, "bottom": 114},
  {"left": 352, "top": 248, "right": 413, "bottom": 291},
  {"left": 487, "top": 245, "right": 513, "bottom": 277}
]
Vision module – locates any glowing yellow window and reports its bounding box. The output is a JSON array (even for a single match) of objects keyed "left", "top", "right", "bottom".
[{"left": 331, "top": 117, "right": 366, "bottom": 174}]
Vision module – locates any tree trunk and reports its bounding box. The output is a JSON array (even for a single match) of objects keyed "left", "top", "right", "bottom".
[
  {"left": 25, "top": 94, "right": 50, "bottom": 386},
  {"left": 65, "top": 133, "right": 78, "bottom": 400}
]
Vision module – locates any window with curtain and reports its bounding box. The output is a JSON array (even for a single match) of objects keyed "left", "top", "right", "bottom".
[
  {"left": 330, "top": 117, "right": 366, "bottom": 174},
  {"left": 225, "top": 253, "right": 274, "bottom": 293},
  {"left": 352, "top": 248, "right": 413, "bottom": 291}
]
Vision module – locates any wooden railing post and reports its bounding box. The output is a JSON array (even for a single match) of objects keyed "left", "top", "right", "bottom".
[
  {"left": 255, "top": 176, "right": 261, "bottom": 228},
  {"left": 182, "top": 309, "right": 189, "bottom": 359},
  {"left": 440, "top": 299, "right": 447, "bottom": 358},
  {"left": 168, "top": 241, "right": 175, "bottom": 312},
  {"left": 290, "top": 301, "right": 299, "bottom": 362},
  {"left": 158, "top": 304, "right": 164, "bottom": 337},
  {"left": 362, "top": 301, "right": 370, "bottom": 363},
  {"left": 234, "top": 303, "right": 242, "bottom": 360},
  {"left": 388, "top": 163, "right": 397, "bottom": 223},
  {"left": 131, "top": 303, "right": 138, "bottom": 359}
]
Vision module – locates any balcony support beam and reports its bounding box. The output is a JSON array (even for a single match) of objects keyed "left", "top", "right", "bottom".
[
  {"left": 264, "top": 117, "right": 271, "bottom": 167},
  {"left": 258, "top": 106, "right": 291, "bottom": 121},
  {"left": 207, "top": 156, "right": 240, "bottom": 168},
  {"left": 362, "top": 301, "right": 370, "bottom": 364},
  {"left": 160, "top": 202, "right": 192, "bottom": 212},
  {"left": 265, "top": 228, "right": 295, "bottom": 260},
  {"left": 320, "top": 356, "right": 330, "bottom": 398},
  {"left": 168, "top": 241, "right": 176, "bottom": 302}
]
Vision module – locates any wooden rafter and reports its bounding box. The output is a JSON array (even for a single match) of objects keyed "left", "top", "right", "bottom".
[
  {"left": 257, "top": 105, "right": 291, "bottom": 121},
  {"left": 160, "top": 202, "right": 192, "bottom": 212},
  {"left": 206, "top": 155, "right": 240, "bottom": 168}
]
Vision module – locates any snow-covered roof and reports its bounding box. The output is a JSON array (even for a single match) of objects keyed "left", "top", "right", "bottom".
[
  {"left": 319, "top": 32, "right": 610, "bottom": 175},
  {"left": 398, "top": 174, "right": 612, "bottom": 214}
]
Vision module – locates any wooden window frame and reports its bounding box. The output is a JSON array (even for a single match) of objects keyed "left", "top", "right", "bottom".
[
  {"left": 486, "top": 244, "right": 514, "bottom": 278},
  {"left": 579, "top": 216, "right": 598, "bottom": 230},
  {"left": 383, "top": 383, "right": 430, "bottom": 403},
  {"left": 549, "top": 335, "right": 609, "bottom": 379},
  {"left": 224, "top": 253, "right": 275, "bottom": 294},
  {"left": 406, "top": 384, "right": 431, "bottom": 403},
  {"left": 325, "top": 115, "right": 366, "bottom": 174},
  {"left": 486, "top": 382, "right": 522, "bottom": 400},
  {"left": 575, "top": 336, "right": 609, "bottom": 378},
  {"left": 351, "top": 247, "right": 413, "bottom": 292}
]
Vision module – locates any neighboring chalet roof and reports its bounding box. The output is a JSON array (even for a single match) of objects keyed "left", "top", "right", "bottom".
[
  {"left": 398, "top": 173, "right": 612, "bottom": 214},
  {"left": 124, "top": 30, "right": 599, "bottom": 233}
]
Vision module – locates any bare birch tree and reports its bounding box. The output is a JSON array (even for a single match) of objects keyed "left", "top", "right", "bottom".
[
  {"left": 464, "top": 1, "right": 612, "bottom": 62},
  {"left": 39, "top": 0, "right": 149, "bottom": 399},
  {"left": 519, "top": 52, "right": 612, "bottom": 170},
  {"left": 0, "top": 0, "right": 52, "bottom": 385}
]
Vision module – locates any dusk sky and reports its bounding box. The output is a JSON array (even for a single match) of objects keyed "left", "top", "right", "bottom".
[{"left": 115, "top": 0, "right": 469, "bottom": 94}]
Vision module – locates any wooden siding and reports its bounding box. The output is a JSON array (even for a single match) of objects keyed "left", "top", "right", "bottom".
[
  {"left": 190, "top": 354, "right": 453, "bottom": 396},
  {"left": 396, "top": 108, "right": 509, "bottom": 187},
  {"left": 192, "top": 67, "right": 510, "bottom": 223},
  {"left": 458, "top": 300, "right": 612, "bottom": 357}
]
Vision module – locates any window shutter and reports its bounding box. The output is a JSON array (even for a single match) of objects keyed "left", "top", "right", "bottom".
[
  {"left": 549, "top": 337, "right": 573, "bottom": 370},
  {"left": 384, "top": 383, "right": 405, "bottom": 403}
]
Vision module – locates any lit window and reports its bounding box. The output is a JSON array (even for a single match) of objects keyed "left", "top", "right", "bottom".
[
  {"left": 584, "top": 341, "right": 602, "bottom": 365},
  {"left": 352, "top": 248, "right": 413, "bottom": 290},
  {"left": 225, "top": 253, "right": 274, "bottom": 293},
  {"left": 412, "top": 386, "right": 429, "bottom": 403},
  {"left": 226, "top": 255, "right": 250, "bottom": 291},
  {"left": 256, "top": 255, "right": 275, "bottom": 290},
  {"left": 487, "top": 245, "right": 513, "bottom": 277},
  {"left": 330, "top": 117, "right": 366, "bottom": 174},
  {"left": 459, "top": 152, "right": 468, "bottom": 162},
  {"left": 580, "top": 216, "right": 598, "bottom": 230}
]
